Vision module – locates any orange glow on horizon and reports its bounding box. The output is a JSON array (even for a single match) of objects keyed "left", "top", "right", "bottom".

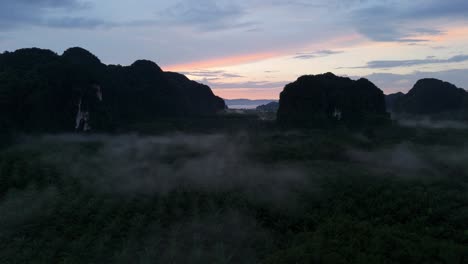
[
  {"left": 165, "top": 33, "right": 363, "bottom": 71},
  {"left": 424, "top": 25, "right": 468, "bottom": 42},
  {"left": 212, "top": 88, "right": 283, "bottom": 100},
  {"left": 163, "top": 26, "right": 468, "bottom": 99},
  {"left": 165, "top": 51, "right": 282, "bottom": 72}
]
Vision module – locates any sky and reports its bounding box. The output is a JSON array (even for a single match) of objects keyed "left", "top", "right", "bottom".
[{"left": 1, "top": 0, "right": 468, "bottom": 99}]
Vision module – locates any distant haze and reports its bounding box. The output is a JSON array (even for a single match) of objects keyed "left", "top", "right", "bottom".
[{"left": 225, "top": 99, "right": 278, "bottom": 109}]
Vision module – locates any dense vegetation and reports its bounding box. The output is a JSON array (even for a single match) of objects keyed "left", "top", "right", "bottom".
[{"left": 1, "top": 117, "right": 467, "bottom": 263}]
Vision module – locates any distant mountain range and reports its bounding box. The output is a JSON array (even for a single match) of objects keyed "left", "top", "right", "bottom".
[
  {"left": 1, "top": 46, "right": 467, "bottom": 133},
  {"left": 225, "top": 99, "right": 278, "bottom": 109}
]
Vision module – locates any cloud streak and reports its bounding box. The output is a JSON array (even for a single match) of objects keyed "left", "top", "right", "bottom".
[
  {"left": 180, "top": 70, "right": 244, "bottom": 80},
  {"left": 293, "top": 50, "right": 343, "bottom": 60},
  {"left": 165, "top": 50, "right": 283, "bottom": 70},
  {"left": 350, "top": 55, "right": 468, "bottom": 69}
]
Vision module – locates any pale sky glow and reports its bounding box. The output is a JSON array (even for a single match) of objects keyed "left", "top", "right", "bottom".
[{"left": 1, "top": 0, "right": 468, "bottom": 99}]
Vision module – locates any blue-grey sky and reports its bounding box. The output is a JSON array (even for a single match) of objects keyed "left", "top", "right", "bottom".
[{"left": 1, "top": 0, "right": 468, "bottom": 98}]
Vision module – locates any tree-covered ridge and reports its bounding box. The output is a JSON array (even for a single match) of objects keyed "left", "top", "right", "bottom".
[
  {"left": 277, "top": 73, "right": 389, "bottom": 127},
  {"left": 391, "top": 78, "right": 468, "bottom": 116},
  {"left": 0, "top": 47, "right": 226, "bottom": 133}
]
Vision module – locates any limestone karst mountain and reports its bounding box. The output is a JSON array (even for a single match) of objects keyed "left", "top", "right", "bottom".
[
  {"left": 391, "top": 79, "right": 467, "bottom": 116},
  {"left": 0, "top": 47, "right": 226, "bottom": 132},
  {"left": 277, "top": 73, "right": 389, "bottom": 126}
]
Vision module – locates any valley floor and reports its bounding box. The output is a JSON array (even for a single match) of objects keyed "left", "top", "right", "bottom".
[{"left": 0, "top": 120, "right": 467, "bottom": 263}]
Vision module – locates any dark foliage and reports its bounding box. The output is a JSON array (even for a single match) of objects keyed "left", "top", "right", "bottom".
[
  {"left": 0, "top": 123, "right": 467, "bottom": 263},
  {"left": 393, "top": 78, "right": 468, "bottom": 115},
  {"left": 277, "top": 73, "right": 389, "bottom": 127}
]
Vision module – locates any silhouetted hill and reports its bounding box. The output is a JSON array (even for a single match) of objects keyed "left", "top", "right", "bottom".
[
  {"left": 394, "top": 79, "right": 468, "bottom": 115},
  {"left": 277, "top": 73, "right": 389, "bottom": 126},
  {"left": 0, "top": 47, "right": 226, "bottom": 132},
  {"left": 165, "top": 72, "right": 227, "bottom": 115},
  {"left": 256, "top": 102, "right": 279, "bottom": 112},
  {"left": 0, "top": 48, "right": 60, "bottom": 70},
  {"left": 62, "top": 47, "right": 102, "bottom": 66},
  {"left": 102, "top": 59, "right": 185, "bottom": 126},
  {"left": 385, "top": 92, "right": 405, "bottom": 112}
]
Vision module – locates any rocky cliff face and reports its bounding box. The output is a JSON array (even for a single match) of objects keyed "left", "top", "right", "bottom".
[
  {"left": 393, "top": 79, "right": 467, "bottom": 115},
  {"left": 277, "top": 73, "right": 389, "bottom": 126},
  {"left": 0, "top": 47, "right": 226, "bottom": 132}
]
